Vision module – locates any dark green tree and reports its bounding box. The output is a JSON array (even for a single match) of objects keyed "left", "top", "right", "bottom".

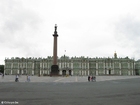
[{"left": 0, "top": 65, "right": 4, "bottom": 73}]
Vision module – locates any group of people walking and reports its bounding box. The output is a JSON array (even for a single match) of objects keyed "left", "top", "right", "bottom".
[
  {"left": 15, "top": 74, "right": 31, "bottom": 82},
  {"left": 88, "top": 75, "right": 96, "bottom": 82}
]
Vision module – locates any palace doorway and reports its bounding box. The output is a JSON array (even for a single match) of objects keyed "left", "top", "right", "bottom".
[
  {"left": 69, "top": 70, "right": 71, "bottom": 75},
  {"left": 109, "top": 69, "right": 111, "bottom": 75},
  {"left": 62, "top": 70, "right": 66, "bottom": 76},
  {"left": 62, "top": 70, "right": 72, "bottom": 76}
]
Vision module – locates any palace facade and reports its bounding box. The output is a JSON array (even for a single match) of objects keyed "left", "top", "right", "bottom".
[{"left": 4, "top": 52, "right": 137, "bottom": 76}]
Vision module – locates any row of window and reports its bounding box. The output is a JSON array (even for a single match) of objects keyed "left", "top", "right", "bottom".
[{"left": 5, "top": 62, "right": 134, "bottom": 69}]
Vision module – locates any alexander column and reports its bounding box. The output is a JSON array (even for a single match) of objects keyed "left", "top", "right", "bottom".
[{"left": 51, "top": 24, "right": 59, "bottom": 76}]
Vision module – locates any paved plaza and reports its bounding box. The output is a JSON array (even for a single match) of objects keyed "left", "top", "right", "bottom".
[
  {"left": 0, "top": 75, "right": 140, "bottom": 105},
  {"left": 0, "top": 75, "right": 140, "bottom": 83}
]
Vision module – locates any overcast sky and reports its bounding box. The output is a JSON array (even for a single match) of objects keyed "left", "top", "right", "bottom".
[{"left": 0, "top": 0, "right": 140, "bottom": 64}]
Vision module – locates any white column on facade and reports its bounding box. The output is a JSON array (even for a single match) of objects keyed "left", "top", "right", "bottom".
[
  {"left": 66, "top": 70, "right": 69, "bottom": 75},
  {"left": 104, "top": 62, "right": 106, "bottom": 74},
  {"left": 59, "top": 62, "right": 61, "bottom": 69},
  {"left": 88, "top": 63, "right": 89, "bottom": 69},
  {"left": 11, "top": 70, "right": 12, "bottom": 75},
  {"left": 96, "top": 62, "right": 98, "bottom": 69},
  {"left": 112, "top": 61, "right": 114, "bottom": 74},
  {"left": 11, "top": 63, "right": 13, "bottom": 69},
  {"left": 22, "top": 70, "right": 23, "bottom": 74},
  {"left": 43, "top": 62, "right": 45, "bottom": 70},
  {"left": 40, "top": 70, "right": 41, "bottom": 76},
  {"left": 24, "top": 62, "right": 26, "bottom": 68},
  {"left": 68, "top": 62, "right": 69, "bottom": 68},
  {"left": 26, "top": 62, "right": 27, "bottom": 69},
  {"left": 119, "top": 62, "right": 121, "bottom": 69},
  {"left": 119, "top": 62, "right": 121, "bottom": 75},
  {"left": 96, "top": 70, "right": 98, "bottom": 75},
  {"left": 128, "top": 62, "right": 130, "bottom": 70},
  {"left": 42, "top": 62, "right": 44, "bottom": 69},
  {"left": 62, "top": 62, "right": 63, "bottom": 68},
  {"left": 17, "top": 70, "right": 19, "bottom": 74},
  {"left": 32, "top": 62, "right": 34, "bottom": 69},
  {"left": 40, "top": 63, "right": 42, "bottom": 68},
  {"left": 88, "top": 70, "right": 89, "bottom": 76},
  {"left": 46, "top": 62, "right": 47, "bottom": 70},
  {"left": 106, "top": 70, "right": 109, "bottom": 74},
  {"left": 71, "top": 70, "right": 73, "bottom": 75},
  {"left": 32, "top": 70, "right": 34, "bottom": 75},
  {"left": 131, "top": 62, "right": 133, "bottom": 70},
  {"left": 71, "top": 63, "right": 73, "bottom": 69},
  {"left": 60, "top": 70, "right": 62, "bottom": 75}
]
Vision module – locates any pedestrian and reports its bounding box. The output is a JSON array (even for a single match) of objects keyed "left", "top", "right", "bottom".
[
  {"left": 2, "top": 73, "right": 4, "bottom": 78},
  {"left": 93, "top": 76, "right": 96, "bottom": 82},
  {"left": 15, "top": 74, "right": 19, "bottom": 82},
  {"left": 88, "top": 76, "right": 90, "bottom": 82},
  {"left": 28, "top": 75, "right": 30, "bottom": 82},
  {"left": 91, "top": 76, "right": 93, "bottom": 82}
]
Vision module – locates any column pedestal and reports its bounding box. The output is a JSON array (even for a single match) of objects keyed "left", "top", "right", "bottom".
[{"left": 51, "top": 65, "right": 59, "bottom": 76}]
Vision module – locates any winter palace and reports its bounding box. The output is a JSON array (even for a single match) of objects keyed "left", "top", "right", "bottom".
[{"left": 4, "top": 52, "right": 140, "bottom": 76}]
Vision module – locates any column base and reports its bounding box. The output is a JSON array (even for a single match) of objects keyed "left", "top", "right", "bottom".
[{"left": 50, "top": 65, "right": 59, "bottom": 76}]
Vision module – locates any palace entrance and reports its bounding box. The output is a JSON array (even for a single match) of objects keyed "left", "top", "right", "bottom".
[
  {"left": 69, "top": 70, "right": 71, "bottom": 75},
  {"left": 62, "top": 70, "right": 72, "bottom": 76},
  {"left": 62, "top": 70, "right": 66, "bottom": 75},
  {"left": 109, "top": 69, "right": 111, "bottom": 75}
]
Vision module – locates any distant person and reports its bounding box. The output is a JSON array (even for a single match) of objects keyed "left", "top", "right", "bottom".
[
  {"left": 28, "top": 75, "right": 30, "bottom": 82},
  {"left": 88, "top": 76, "right": 90, "bottom": 82},
  {"left": 93, "top": 76, "right": 96, "bottom": 82},
  {"left": 15, "top": 74, "right": 19, "bottom": 82},
  {"left": 2, "top": 73, "right": 4, "bottom": 78},
  {"left": 91, "top": 76, "right": 93, "bottom": 82}
]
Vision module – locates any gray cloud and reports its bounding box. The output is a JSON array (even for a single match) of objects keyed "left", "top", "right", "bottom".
[
  {"left": 114, "top": 15, "right": 140, "bottom": 59},
  {"left": 0, "top": 0, "right": 42, "bottom": 57},
  {"left": 115, "top": 16, "right": 140, "bottom": 40}
]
